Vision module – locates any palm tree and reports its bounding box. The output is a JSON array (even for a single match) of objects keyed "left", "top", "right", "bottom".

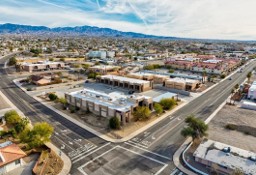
[
  {"left": 230, "top": 88, "right": 235, "bottom": 104},
  {"left": 181, "top": 115, "right": 208, "bottom": 141},
  {"left": 247, "top": 71, "right": 252, "bottom": 83}
]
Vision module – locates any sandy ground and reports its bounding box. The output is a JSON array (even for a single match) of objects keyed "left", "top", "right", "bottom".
[{"left": 208, "top": 105, "right": 256, "bottom": 152}]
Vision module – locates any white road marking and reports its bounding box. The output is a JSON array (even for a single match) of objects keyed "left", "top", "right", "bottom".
[
  {"left": 127, "top": 140, "right": 149, "bottom": 149},
  {"left": 73, "top": 142, "right": 111, "bottom": 164},
  {"left": 125, "top": 142, "right": 171, "bottom": 160},
  {"left": 170, "top": 168, "right": 179, "bottom": 175},
  {"left": 78, "top": 145, "right": 168, "bottom": 175},
  {"left": 71, "top": 145, "right": 97, "bottom": 160}
]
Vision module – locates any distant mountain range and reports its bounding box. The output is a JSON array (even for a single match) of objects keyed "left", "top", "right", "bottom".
[{"left": 0, "top": 23, "right": 176, "bottom": 39}]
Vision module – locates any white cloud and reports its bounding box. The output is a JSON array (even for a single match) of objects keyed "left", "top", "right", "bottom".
[{"left": 1, "top": 0, "right": 256, "bottom": 40}]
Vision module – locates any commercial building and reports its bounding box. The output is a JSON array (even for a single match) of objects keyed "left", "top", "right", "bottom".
[
  {"left": 165, "top": 57, "right": 241, "bottom": 75},
  {"left": 65, "top": 88, "right": 153, "bottom": 125},
  {"left": 88, "top": 51, "right": 107, "bottom": 59},
  {"left": 164, "top": 78, "right": 200, "bottom": 91},
  {"left": 194, "top": 139, "right": 256, "bottom": 175},
  {"left": 0, "top": 141, "right": 26, "bottom": 174},
  {"left": 127, "top": 72, "right": 169, "bottom": 84},
  {"left": 248, "top": 81, "right": 256, "bottom": 100},
  {"left": 97, "top": 75, "right": 153, "bottom": 92},
  {"left": 88, "top": 65, "right": 120, "bottom": 74},
  {"left": 21, "top": 61, "right": 65, "bottom": 72},
  {"left": 88, "top": 50, "right": 115, "bottom": 59}
]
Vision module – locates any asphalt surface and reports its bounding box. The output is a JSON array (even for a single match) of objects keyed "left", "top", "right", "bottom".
[{"left": 0, "top": 53, "right": 255, "bottom": 175}]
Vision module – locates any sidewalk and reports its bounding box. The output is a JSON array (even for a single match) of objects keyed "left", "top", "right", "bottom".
[
  {"left": 14, "top": 78, "right": 189, "bottom": 143},
  {"left": 0, "top": 90, "right": 72, "bottom": 175}
]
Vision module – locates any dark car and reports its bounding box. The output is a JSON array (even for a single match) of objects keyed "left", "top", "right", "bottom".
[{"left": 128, "top": 90, "right": 135, "bottom": 94}]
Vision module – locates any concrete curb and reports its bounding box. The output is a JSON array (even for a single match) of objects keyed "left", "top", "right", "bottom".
[
  {"left": 45, "top": 143, "right": 72, "bottom": 175},
  {"left": 172, "top": 74, "right": 252, "bottom": 174},
  {"left": 11, "top": 79, "right": 72, "bottom": 175},
  {"left": 13, "top": 78, "right": 189, "bottom": 143}
]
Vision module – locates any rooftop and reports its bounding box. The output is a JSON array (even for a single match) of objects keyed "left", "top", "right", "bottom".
[
  {"left": 69, "top": 88, "right": 151, "bottom": 112},
  {"left": 101, "top": 75, "right": 150, "bottom": 84},
  {"left": 249, "top": 81, "right": 256, "bottom": 91},
  {"left": 22, "top": 61, "right": 63, "bottom": 66},
  {"left": 142, "top": 70, "right": 202, "bottom": 80},
  {"left": 194, "top": 139, "right": 256, "bottom": 174},
  {"left": 0, "top": 141, "right": 26, "bottom": 167}
]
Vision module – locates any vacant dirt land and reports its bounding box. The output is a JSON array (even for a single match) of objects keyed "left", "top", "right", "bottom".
[{"left": 208, "top": 105, "right": 256, "bottom": 152}]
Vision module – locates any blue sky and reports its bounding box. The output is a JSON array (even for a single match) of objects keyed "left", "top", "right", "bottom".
[{"left": 1, "top": 0, "right": 256, "bottom": 40}]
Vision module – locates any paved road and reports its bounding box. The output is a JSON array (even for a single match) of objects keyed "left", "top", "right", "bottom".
[
  {"left": 0, "top": 53, "right": 255, "bottom": 175},
  {"left": 126, "top": 60, "right": 256, "bottom": 174}
]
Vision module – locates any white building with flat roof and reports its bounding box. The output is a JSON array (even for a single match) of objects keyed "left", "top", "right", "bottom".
[
  {"left": 248, "top": 81, "right": 256, "bottom": 100},
  {"left": 65, "top": 88, "right": 153, "bottom": 125},
  {"left": 21, "top": 61, "right": 65, "bottom": 72},
  {"left": 194, "top": 139, "right": 256, "bottom": 175}
]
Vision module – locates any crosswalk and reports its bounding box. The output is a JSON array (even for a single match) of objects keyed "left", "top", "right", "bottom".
[
  {"left": 170, "top": 168, "right": 185, "bottom": 175},
  {"left": 68, "top": 143, "right": 97, "bottom": 160},
  {"left": 126, "top": 137, "right": 152, "bottom": 148}
]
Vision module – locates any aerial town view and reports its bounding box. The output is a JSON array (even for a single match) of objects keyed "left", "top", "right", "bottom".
[{"left": 0, "top": 1, "right": 256, "bottom": 175}]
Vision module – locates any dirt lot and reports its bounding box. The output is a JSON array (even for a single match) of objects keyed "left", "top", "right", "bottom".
[{"left": 208, "top": 105, "right": 256, "bottom": 152}]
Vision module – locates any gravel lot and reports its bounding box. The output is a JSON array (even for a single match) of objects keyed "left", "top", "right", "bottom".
[{"left": 208, "top": 105, "right": 256, "bottom": 152}]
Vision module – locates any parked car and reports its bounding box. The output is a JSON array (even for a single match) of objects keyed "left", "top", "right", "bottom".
[{"left": 128, "top": 90, "right": 135, "bottom": 94}]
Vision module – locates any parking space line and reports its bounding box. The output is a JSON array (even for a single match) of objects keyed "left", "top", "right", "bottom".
[
  {"left": 125, "top": 142, "right": 171, "bottom": 160},
  {"left": 73, "top": 142, "right": 111, "bottom": 164}
]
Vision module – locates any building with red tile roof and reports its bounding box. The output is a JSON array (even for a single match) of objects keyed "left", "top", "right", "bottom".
[{"left": 0, "top": 141, "right": 26, "bottom": 174}]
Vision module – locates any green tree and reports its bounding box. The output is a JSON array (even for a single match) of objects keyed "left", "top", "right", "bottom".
[
  {"left": 48, "top": 93, "right": 58, "bottom": 101},
  {"left": 159, "top": 98, "right": 176, "bottom": 110},
  {"left": 109, "top": 116, "right": 121, "bottom": 130},
  {"left": 4, "top": 110, "right": 21, "bottom": 125},
  {"left": 14, "top": 118, "right": 29, "bottom": 134},
  {"left": 8, "top": 57, "right": 17, "bottom": 66},
  {"left": 234, "top": 84, "right": 239, "bottom": 89},
  {"left": 232, "top": 168, "right": 243, "bottom": 175},
  {"left": 247, "top": 71, "right": 252, "bottom": 82},
  {"left": 154, "top": 103, "right": 163, "bottom": 114},
  {"left": 133, "top": 106, "right": 151, "bottom": 121},
  {"left": 82, "top": 64, "right": 90, "bottom": 70},
  {"left": 58, "top": 97, "right": 67, "bottom": 106},
  {"left": 87, "top": 72, "right": 99, "bottom": 79},
  {"left": 60, "top": 58, "right": 65, "bottom": 62},
  {"left": 220, "top": 74, "right": 226, "bottom": 79},
  {"left": 20, "top": 122, "right": 54, "bottom": 148},
  {"left": 169, "top": 69, "right": 174, "bottom": 73},
  {"left": 181, "top": 115, "right": 208, "bottom": 141}
]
